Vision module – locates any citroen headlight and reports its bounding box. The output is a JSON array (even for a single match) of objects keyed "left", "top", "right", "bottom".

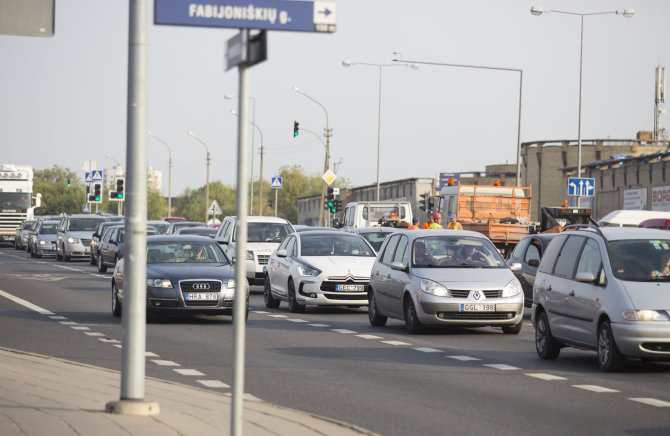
[
  {"left": 420, "top": 279, "right": 448, "bottom": 297},
  {"left": 502, "top": 279, "right": 522, "bottom": 297},
  {"left": 67, "top": 237, "right": 80, "bottom": 244},
  {"left": 296, "top": 264, "right": 321, "bottom": 277},
  {"left": 39, "top": 240, "right": 46, "bottom": 245},
  {"left": 622, "top": 309, "right": 670, "bottom": 321},
  {"left": 147, "top": 278, "right": 172, "bottom": 288}
]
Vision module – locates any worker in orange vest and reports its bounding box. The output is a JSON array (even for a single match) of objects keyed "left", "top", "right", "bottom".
[
  {"left": 407, "top": 217, "right": 420, "bottom": 230},
  {"left": 447, "top": 213, "right": 463, "bottom": 230},
  {"left": 422, "top": 215, "right": 432, "bottom": 229}
]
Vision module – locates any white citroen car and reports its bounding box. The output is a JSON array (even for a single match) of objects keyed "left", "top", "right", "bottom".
[{"left": 264, "top": 230, "right": 377, "bottom": 312}]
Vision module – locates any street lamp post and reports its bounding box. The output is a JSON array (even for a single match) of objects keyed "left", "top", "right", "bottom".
[
  {"left": 226, "top": 95, "right": 256, "bottom": 214},
  {"left": 391, "top": 57, "right": 523, "bottom": 187},
  {"left": 147, "top": 131, "right": 173, "bottom": 217},
  {"left": 531, "top": 6, "right": 634, "bottom": 203},
  {"left": 293, "top": 86, "right": 331, "bottom": 227},
  {"left": 187, "top": 131, "right": 211, "bottom": 223},
  {"left": 342, "top": 60, "right": 419, "bottom": 200},
  {"left": 231, "top": 110, "right": 264, "bottom": 215}
]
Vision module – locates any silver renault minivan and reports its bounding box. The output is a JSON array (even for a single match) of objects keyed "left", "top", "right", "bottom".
[{"left": 532, "top": 225, "right": 670, "bottom": 371}]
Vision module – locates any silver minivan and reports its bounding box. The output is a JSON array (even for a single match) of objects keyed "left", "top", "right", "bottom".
[
  {"left": 532, "top": 226, "right": 670, "bottom": 371},
  {"left": 369, "top": 230, "right": 524, "bottom": 334}
]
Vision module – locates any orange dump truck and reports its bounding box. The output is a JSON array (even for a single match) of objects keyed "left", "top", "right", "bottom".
[{"left": 436, "top": 184, "right": 532, "bottom": 257}]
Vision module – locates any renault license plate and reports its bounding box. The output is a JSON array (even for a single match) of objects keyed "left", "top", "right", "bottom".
[
  {"left": 335, "top": 284, "right": 364, "bottom": 292},
  {"left": 460, "top": 303, "right": 495, "bottom": 312},
  {"left": 185, "top": 293, "right": 218, "bottom": 301}
]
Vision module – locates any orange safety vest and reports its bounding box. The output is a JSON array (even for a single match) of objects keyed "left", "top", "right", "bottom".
[
  {"left": 422, "top": 222, "right": 430, "bottom": 229},
  {"left": 407, "top": 224, "right": 420, "bottom": 230},
  {"left": 447, "top": 222, "right": 462, "bottom": 230}
]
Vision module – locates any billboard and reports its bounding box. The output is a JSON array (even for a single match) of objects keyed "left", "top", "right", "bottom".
[{"left": 652, "top": 185, "right": 670, "bottom": 211}]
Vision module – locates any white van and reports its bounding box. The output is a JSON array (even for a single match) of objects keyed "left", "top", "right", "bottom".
[
  {"left": 341, "top": 201, "right": 413, "bottom": 230},
  {"left": 597, "top": 210, "right": 670, "bottom": 227},
  {"left": 215, "top": 216, "right": 295, "bottom": 285}
]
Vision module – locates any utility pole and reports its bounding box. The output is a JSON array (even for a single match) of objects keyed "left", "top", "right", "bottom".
[{"left": 258, "top": 144, "right": 264, "bottom": 216}]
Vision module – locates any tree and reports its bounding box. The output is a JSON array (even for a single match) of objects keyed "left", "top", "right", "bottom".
[
  {"left": 33, "top": 166, "right": 85, "bottom": 215},
  {"left": 174, "top": 181, "right": 237, "bottom": 222},
  {"left": 273, "top": 165, "right": 323, "bottom": 223}
]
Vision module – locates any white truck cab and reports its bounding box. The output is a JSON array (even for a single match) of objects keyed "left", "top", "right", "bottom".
[{"left": 341, "top": 201, "right": 412, "bottom": 230}]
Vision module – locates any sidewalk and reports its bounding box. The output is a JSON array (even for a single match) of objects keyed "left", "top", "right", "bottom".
[{"left": 0, "top": 347, "right": 376, "bottom": 436}]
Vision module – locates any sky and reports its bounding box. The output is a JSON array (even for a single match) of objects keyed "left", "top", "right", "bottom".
[{"left": 1, "top": 0, "right": 668, "bottom": 197}]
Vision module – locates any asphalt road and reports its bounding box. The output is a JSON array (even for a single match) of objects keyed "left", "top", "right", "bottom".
[{"left": 1, "top": 246, "right": 670, "bottom": 435}]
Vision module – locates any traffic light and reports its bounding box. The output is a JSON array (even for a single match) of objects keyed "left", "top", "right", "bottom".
[
  {"left": 293, "top": 121, "right": 299, "bottom": 137},
  {"left": 67, "top": 178, "right": 71, "bottom": 188},
  {"left": 325, "top": 187, "right": 335, "bottom": 211},
  {"left": 333, "top": 199, "right": 342, "bottom": 213},
  {"left": 115, "top": 177, "right": 125, "bottom": 199},
  {"left": 268, "top": 199, "right": 274, "bottom": 208},
  {"left": 419, "top": 193, "right": 429, "bottom": 212},
  {"left": 89, "top": 182, "right": 102, "bottom": 203}
]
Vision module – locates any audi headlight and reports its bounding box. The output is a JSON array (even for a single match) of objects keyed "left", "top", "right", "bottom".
[
  {"left": 420, "top": 279, "right": 448, "bottom": 297},
  {"left": 227, "top": 278, "right": 236, "bottom": 288},
  {"left": 502, "top": 279, "right": 522, "bottom": 297},
  {"left": 147, "top": 278, "right": 172, "bottom": 288},
  {"left": 296, "top": 264, "right": 321, "bottom": 277},
  {"left": 622, "top": 309, "right": 670, "bottom": 321},
  {"left": 67, "top": 237, "right": 80, "bottom": 244}
]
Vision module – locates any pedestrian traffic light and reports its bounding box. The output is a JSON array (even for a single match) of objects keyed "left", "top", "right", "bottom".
[
  {"left": 89, "top": 182, "right": 102, "bottom": 203},
  {"left": 293, "top": 121, "right": 299, "bottom": 137},
  {"left": 115, "top": 177, "right": 125, "bottom": 199}
]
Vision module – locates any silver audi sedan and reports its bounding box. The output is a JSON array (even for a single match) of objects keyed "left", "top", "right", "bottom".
[
  {"left": 264, "top": 230, "right": 377, "bottom": 312},
  {"left": 368, "top": 230, "right": 524, "bottom": 334}
]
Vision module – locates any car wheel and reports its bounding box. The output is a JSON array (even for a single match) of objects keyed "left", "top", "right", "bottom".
[
  {"left": 404, "top": 296, "right": 424, "bottom": 334},
  {"left": 535, "top": 311, "right": 561, "bottom": 359},
  {"left": 368, "top": 290, "right": 387, "bottom": 327},
  {"left": 287, "top": 279, "right": 304, "bottom": 313},
  {"left": 598, "top": 320, "right": 625, "bottom": 372},
  {"left": 56, "top": 244, "right": 63, "bottom": 261},
  {"left": 112, "top": 282, "right": 122, "bottom": 317},
  {"left": 30, "top": 248, "right": 36, "bottom": 258},
  {"left": 502, "top": 321, "right": 523, "bottom": 335},
  {"left": 263, "top": 276, "right": 280, "bottom": 308},
  {"left": 97, "top": 254, "right": 108, "bottom": 273}
]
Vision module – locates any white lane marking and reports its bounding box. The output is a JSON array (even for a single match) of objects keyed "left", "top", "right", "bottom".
[
  {"left": 526, "top": 373, "right": 567, "bottom": 381},
  {"left": 0, "top": 289, "right": 54, "bottom": 315},
  {"left": 382, "top": 340, "right": 411, "bottom": 346},
  {"left": 269, "top": 314, "right": 287, "bottom": 318},
  {"left": 414, "top": 347, "right": 442, "bottom": 353},
  {"left": 356, "top": 334, "right": 382, "bottom": 339},
  {"left": 446, "top": 355, "right": 482, "bottom": 361},
  {"left": 174, "top": 369, "right": 205, "bottom": 376},
  {"left": 71, "top": 326, "right": 90, "bottom": 330},
  {"left": 145, "top": 352, "right": 159, "bottom": 357},
  {"left": 332, "top": 329, "right": 357, "bottom": 334},
  {"left": 573, "top": 385, "right": 619, "bottom": 393},
  {"left": 253, "top": 311, "right": 269, "bottom": 314},
  {"left": 114, "top": 344, "right": 122, "bottom": 348},
  {"left": 49, "top": 315, "right": 67, "bottom": 320},
  {"left": 198, "top": 380, "right": 230, "bottom": 388},
  {"left": 224, "top": 392, "right": 262, "bottom": 402},
  {"left": 484, "top": 364, "right": 520, "bottom": 371},
  {"left": 629, "top": 398, "right": 670, "bottom": 407},
  {"left": 59, "top": 321, "right": 77, "bottom": 325},
  {"left": 99, "top": 338, "right": 120, "bottom": 343},
  {"left": 287, "top": 319, "right": 308, "bottom": 323},
  {"left": 152, "top": 360, "right": 180, "bottom": 366},
  {"left": 308, "top": 323, "right": 330, "bottom": 327}
]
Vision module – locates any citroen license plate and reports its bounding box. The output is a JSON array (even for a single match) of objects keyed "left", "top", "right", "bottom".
[
  {"left": 335, "top": 284, "right": 364, "bottom": 292},
  {"left": 460, "top": 303, "right": 495, "bottom": 312},
  {"left": 185, "top": 293, "right": 218, "bottom": 301}
]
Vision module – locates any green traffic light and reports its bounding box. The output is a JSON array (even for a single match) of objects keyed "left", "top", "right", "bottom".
[
  {"left": 331, "top": 207, "right": 337, "bottom": 213},
  {"left": 117, "top": 193, "right": 123, "bottom": 199},
  {"left": 95, "top": 196, "right": 101, "bottom": 202}
]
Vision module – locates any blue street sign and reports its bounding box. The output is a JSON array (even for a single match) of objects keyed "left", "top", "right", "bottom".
[
  {"left": 271, "top": 177, "right": 283, "bottom": 188},
  {"left": 85, "top": 170, "right": 103, "bottom": 183},
  {"left": 568, "top": 177, "right": 596, "bottom": 197},
  {"left": 83, "top": 205, "right": 90, "bottom": 213},
  {"left": 438, "top": 172, "right": 460, "bottom": 189},
  {"left": 155, "top": 0, "right": 336, "bottom": 33}
]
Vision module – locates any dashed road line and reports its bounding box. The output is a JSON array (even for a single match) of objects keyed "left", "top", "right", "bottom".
[
  {"left": 526, "top": 373, "right": 567, "bottom": 381},
  {"left": 71, "top": 326, "right": 90, "bottom": 330},
  {"left": 84, "top": 332, "right": 104, "bottom": 336},
  {"left": 446, "top": 355, "right": 482, "bottom": 361},
  {"left": 174, "top": 368, "right": 205, "bottom": 376},
  {"left": 269, "top": 314, "right": 287, "bottom": 318},
  {"left": 332, "top": 329, "right": 357, "bottom": 334},
  {"left": 99, "top": 338, "right": 120, "bottom": 343},
  {"left": 414, "top": 347, "right": 442, "bottom": 353},
  {"left": 356, "top": 334, "right": 382, "bottom": 339},
  {"left": 308, "top": 323, "right": 330, "bottom": 327},
  {"left": 198, "top": 380, "right": 230, "bottom": 388},
  {"left": 287, "top": 318, "right": 308, "bottom": 323},
  {"left": 381, "top": 340, "right": 411, "bottom": 346},
  {"left": 484, "top": 363, "right": 520, "bottom": 371},
  {"left": 152, "top": 359, "right": 180, "bottom": 366},
  {"left": 629, "top": 398, "right": 670, "bottom": 407},
  {"left": 573, "top": 385, "right": 619, "bottom": 393}
]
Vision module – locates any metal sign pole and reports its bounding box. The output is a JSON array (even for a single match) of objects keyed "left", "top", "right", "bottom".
[{"left": 231, "top": 29, "right": 250, "bottom": 436}]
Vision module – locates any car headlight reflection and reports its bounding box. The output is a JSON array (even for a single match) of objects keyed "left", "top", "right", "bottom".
[
  {"left": 296, "top": 264, "right": 321, "bottom": 277},
  {"left": 622, "top": 309, "right": 670, "bottom": 321},
  {"left": 147, "top": 279, "right": 172, "bottom": 288},
  {"left": 420, "top": 279, "right": 448, "bottom": 297},
  {"left": 502, "top": 279, "right": 522, "bottom": 297},
  {"left": 67, "top": 237, "right": 80, "bottom": 244}
]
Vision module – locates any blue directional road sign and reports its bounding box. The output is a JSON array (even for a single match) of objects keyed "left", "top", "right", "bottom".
[
  {"left": 271, "top": 177, "right": 282, "bottom": 188},
  {"left": 155, "top": 0, "right": 336, "bottom": 33},
  {"left": 568, "top": 177, "right": 596, "bottom": 197}
]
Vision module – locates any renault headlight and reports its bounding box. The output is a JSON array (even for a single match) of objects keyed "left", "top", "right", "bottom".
[
  {"left": 622, "top": 309, "right": 670, "bottom": 321},
  {"left": 147, "top": 278, "right": 172, "bottom": 288},
  {"left": 502, "top": 279, "right": 522, "bottom": 297},
  {"left": 420, "top": 279, "right": 448, "bottom": 297},
  {"left": 296, "top": 264, "right": 321, "bottom": 277},
  {"left": 39, "top": 240, "right": 46, "bottom": 245},
  {"left": 67, "top": 237, "right": 80, "bottom": 244}
]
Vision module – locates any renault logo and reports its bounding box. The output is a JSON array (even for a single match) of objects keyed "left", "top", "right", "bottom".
[
  {"left": 193, "top": 283, "right": 211, "bottom": 290},
  {"left": 473, "top": 291, "right": 481, "bottom": 300}
]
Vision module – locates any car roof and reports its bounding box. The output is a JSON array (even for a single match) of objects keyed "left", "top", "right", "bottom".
[
  {"left": 229, "top": 216, "right": 293, "bottom": 224},
  {"left": 349, "top": 227, "right": 401, "bottom": 233},
  {"left": 520, "top": 233, "right": 558, "bottom": 242},
  {"left": 566, "top": 226, "right": 670, "bottom": 241},
  {"left": 147, "top": 235, "right": 218, "bottom": 243}
]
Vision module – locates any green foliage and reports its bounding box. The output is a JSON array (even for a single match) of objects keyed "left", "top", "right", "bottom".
[
  {"left": 273, "top": 165, "right": 323, "bottom": 223},
  {"left": 147, "top": 188, "right": 167, "bottom": 220},
  {"left": 34, "top": 166, "right": 85, "bottom": 215},
  {"left": 174, "top": 181, "right": 237, "bottom": 222}
]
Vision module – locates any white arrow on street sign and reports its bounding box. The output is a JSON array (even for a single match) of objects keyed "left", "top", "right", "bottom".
[{"left": 208, "top": 200, "right": 222, "bottom": 215}]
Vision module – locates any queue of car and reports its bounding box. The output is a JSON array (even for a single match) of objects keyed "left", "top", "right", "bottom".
[{"left": 13, "top": 213, "right": 670, "bottom": 371}]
